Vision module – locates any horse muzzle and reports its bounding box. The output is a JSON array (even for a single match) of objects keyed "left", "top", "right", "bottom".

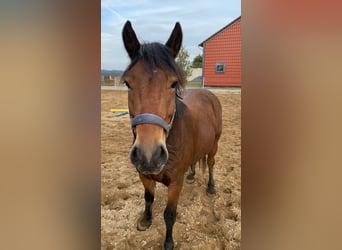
[
  {"left": 129, "top": 112, "right": 174, "bottom": 174},
  {"left": 130, "top": 142, "right": 168, "bottom": 175}
]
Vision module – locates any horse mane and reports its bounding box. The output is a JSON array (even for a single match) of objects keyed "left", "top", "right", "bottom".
[{"left": 122, "top": 42, "right": 185, "bottom": 94}]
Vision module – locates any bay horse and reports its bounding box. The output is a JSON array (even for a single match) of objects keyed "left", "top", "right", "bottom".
[{"left": 121, "top": 21, "right": 222, "bottom": 250}]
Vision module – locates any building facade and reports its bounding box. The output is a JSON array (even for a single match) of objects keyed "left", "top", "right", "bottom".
[{"left": 199, "top": 16, "right": 241, "bottom": 87}]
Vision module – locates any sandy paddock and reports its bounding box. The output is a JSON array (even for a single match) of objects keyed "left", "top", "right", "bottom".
[{"left": 101, "top": 89, "right": 240, "bottom": 249}]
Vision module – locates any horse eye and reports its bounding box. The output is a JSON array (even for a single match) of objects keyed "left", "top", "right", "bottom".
[
  {"left": 124, "top": 80, "right": 131, "bottom": 89},
  {"left": 170, "top": 81, "right": 178, "bottom": 89}
]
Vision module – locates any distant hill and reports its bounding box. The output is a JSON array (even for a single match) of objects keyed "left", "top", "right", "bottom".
[{"left": 101, "top": 69, "right": 124, "bottom": 76}]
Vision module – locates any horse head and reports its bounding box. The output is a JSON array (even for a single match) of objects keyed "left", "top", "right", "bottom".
[{"left": 122, "top": 21, "right": 184, "bottom": 175}]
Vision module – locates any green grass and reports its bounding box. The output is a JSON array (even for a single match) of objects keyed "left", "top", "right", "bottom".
[{"left": 185, "top": 82, "right": 202, "bottom": 88}]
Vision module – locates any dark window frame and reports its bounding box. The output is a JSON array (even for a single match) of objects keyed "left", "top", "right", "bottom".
[{"left": 215, "top": 63, "right": 225, "bottom": 73}]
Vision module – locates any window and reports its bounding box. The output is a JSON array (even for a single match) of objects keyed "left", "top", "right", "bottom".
[{"left": 215, "top": 63, "right": 225, "bottom": 73}]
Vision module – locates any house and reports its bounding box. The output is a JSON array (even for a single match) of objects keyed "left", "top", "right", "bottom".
[{"left": 199, "top": 16, "right": 241, "bottom": 87}]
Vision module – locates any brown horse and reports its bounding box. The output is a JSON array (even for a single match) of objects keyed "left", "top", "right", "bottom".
[{"left": 121, "top": 21, "right": 222, "bottom": 250}]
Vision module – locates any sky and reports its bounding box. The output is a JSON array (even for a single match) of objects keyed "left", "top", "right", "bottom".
[{"left": 101, "top": 0, "right": 241, "bottom": 70}]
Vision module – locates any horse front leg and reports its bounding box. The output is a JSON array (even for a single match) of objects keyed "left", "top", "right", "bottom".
[
  {"left": 137, "top": 174, "right": 156, "bottom": 231},
  {"left": 164, "top": 180, "right": 183, "bottom": 250}
]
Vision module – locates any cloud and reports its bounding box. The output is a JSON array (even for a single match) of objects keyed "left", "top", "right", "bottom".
[{"left": 101, "top": 0, "right": 241, "bottom": 69}]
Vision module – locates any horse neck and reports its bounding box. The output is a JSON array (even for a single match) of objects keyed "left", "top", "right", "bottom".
[{"left": 166, "top": 100, "right": 195, "bottom": 162}]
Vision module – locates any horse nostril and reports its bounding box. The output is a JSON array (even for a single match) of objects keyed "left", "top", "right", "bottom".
[
  {"left": 130, "top": 143, "right": 168, "bottom": 173},
  {"left": 130, "top": 145, "right": 143, "bottom": 165},
  {"left": 151, "top": 144, "right": 168, "bottom": 167},
  {"left": 159, "top": 145, "right": 168, "bottom": 162}
]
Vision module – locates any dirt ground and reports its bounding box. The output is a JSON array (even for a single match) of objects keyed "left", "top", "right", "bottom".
[{"left": 101, "top": 89, "right": 241, "bottom": 250}]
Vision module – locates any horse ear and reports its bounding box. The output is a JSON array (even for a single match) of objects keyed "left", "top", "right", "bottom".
[
  {"left": 122, "top": 21, "right": 140, "bottom": 59},
  {"left": 165, "top": 22, "right": 182, "bottom": 58}
]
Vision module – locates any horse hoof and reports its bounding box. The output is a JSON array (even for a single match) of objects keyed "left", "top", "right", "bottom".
[
  {"left": 164, "top": 240, "right": 174, "bottom": 250},
  {"left": 185, "top": 174, "right": 195, "bottom": 184},
  {"left": 206, "top": 187, "right": 216, "bottom": 196},
  {"left": 185, "top": 176, "right": 195, "bottom": 184},
  {"left": 137, "top": 216, "right": 152, "bottom": 231}
]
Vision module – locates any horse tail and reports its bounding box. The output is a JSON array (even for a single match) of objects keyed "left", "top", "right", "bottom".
[{"left": 200, "top": 156, "right": 207, "bottom": 174}]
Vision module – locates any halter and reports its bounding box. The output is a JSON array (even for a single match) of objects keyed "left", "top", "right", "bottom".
[{"left": 130, "top": 106, "right": 176, "bottom": 138}]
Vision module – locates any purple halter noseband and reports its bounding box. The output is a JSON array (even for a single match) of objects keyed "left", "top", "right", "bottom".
[{"left": 130, "top": 108, "right": 176, "bottom": 137}]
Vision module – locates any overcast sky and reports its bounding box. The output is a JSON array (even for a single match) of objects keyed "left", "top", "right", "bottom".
[{"left": 101, "top": 0, "right": 241, "bottom": 70}]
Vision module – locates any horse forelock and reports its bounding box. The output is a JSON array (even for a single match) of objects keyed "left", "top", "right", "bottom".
[{"left": 122, "top": 42, "right": 185, "bottom": 93}]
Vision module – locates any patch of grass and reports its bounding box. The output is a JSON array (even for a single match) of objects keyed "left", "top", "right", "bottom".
[{"left": 185, "top": 82, "right": 202, "bottom": 88}]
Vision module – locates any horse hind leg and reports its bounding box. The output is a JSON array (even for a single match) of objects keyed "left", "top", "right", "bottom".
[
  {"left": 186, "top": 156, "right": 207, "bottom": 184},
  {"left": 207, "top": 143, "right": 218, "bottom": 195},
  {"left": 185, "top": 163, "right": 196, "bottom": 184}
]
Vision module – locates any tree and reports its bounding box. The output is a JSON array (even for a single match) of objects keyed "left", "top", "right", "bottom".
[
  {"left": 191, "top": 54, "right": 203, "bottom": 68},
  {"left": 176, "top": 46, "right": 192, "bottom": 79}
]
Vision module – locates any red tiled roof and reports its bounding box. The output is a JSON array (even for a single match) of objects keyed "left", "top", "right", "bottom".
[{"left": 199, "top": 16, "right": 241, "bottom": 47}]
